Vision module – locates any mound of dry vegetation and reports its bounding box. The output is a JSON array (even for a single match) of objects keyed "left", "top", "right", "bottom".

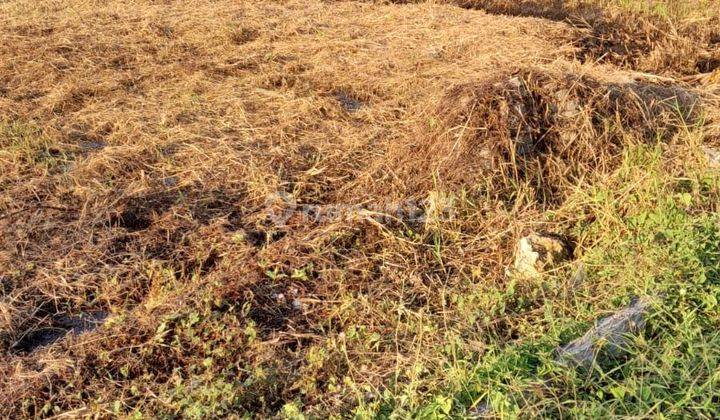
[
  {"left": 381, "top": 66, "right": 704, "bottom": 202},
  {"left": 1, "top": 0, "right": 719, "bottom": 417},
  {"left": 435, "top": 0, "right": 720, "bottom": 76}
]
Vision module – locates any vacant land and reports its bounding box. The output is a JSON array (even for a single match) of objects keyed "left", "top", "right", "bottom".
[{"left": 1, "top": 0, "right": 719, "bottom": 417}]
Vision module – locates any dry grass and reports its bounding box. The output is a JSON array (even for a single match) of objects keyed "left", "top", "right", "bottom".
[
  {"left": 431, "top": 0, "right": 720, "bottom": 76},
  {"left": 0, "top": 0, "right": 719, "bottom": 417},
  {"left": 377, "top": 65, "right": 704, "bottom": 203}
]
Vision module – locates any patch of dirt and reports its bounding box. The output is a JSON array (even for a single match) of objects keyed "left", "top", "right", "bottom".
[
  {"left": 245, "top": 281, "right": 304, "bottom": 333},
  {"left": 334, "top": 91, "right": 365, "bottom": 113},
  {"left": 697, "top": 56, "right": 720, "bottom": 74},
  {"left": 11, "top": 312, "right": 108, "bottom": 354},
  {"left": 230, "top": 27, "right": 259, "bottom": 45}
]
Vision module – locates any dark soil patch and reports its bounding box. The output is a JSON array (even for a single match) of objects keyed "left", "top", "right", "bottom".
[
  {"left": 11, "top": 312, "right": 108, "bottom": 354},
  {"left": 335, "top": 91, "right": 364, "bottom": 112},
  {"left": 246, "top": 281, "right": 305, "bottom": 334}
]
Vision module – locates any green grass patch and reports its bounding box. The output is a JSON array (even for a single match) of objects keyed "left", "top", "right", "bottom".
[{"left": 402, "top": 144, "right": 720, "bottom": 418}]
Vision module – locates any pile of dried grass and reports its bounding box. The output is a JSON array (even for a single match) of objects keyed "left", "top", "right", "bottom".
[
  {"left": 379, "top": 66, "right": 702, "bottom": 204},
  {"left": 396, "top": 0, "right": 720, "bottom": 76}
]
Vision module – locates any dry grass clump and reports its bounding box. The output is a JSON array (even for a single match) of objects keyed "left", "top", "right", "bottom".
[
  {"left": 383, "top": 66, "right": 702, "bottom": 204},
  {"left": 472, "top": 0, "right": 720, "bottom": 75},
  {"left": 403, "top": 0, "right": 720, "bottom": 76}
]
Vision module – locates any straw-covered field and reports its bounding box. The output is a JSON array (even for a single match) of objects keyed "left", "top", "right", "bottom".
[{"left": 1, "top": 0, "right": 720, "bottom": 417}]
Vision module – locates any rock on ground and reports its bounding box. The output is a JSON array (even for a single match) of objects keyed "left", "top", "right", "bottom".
[
  {"left": 556, "top": 297, "right": 653, "bottom": 369},
  {"left": 512, "top": 233, "right": 570, "bottom": 278}
]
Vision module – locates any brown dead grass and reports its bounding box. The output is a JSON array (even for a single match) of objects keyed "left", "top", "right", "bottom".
[
  {"left": 0, "top": 0, "right": 718, "bottom": 417},
  {"left": 373, "top": 65, "right": 703, "bottom": 204},
  {"left": 439, "top": 0, "right": 720, "bottom": 76}
]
